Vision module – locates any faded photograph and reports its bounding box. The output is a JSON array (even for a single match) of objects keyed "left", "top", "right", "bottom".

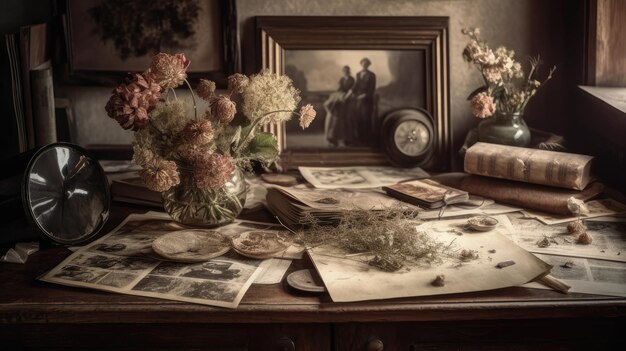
[
  {"left": 310, "top": 169, "right": 368, "bottom": 185},
  {"left": 53, "top": 265, "right": 108, "bottom": 283},
  {"left": 87, "top": 219, "right": 184, "bottom": 257},
  {"left": 97, "top": 272, "right": 139, "bottom": 288},
  {"left": 132, "top": 275, "right": 239, "bottom": 302},
  {"left": 284, "top": 49, "right": 425, "bottom": 149},
  {"left": 150, "top": 259, "right": 260, "bottom": 285},
  {"left": 69, "top": 253, "right": 156, "bottom": 271}
]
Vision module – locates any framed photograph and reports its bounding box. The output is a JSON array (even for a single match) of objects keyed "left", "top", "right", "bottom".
[
  {"left": 257, "top": 16, "right": 450, "bottom": 170},
  {"left": 61, "top": 0, "right": 238, "bottom": 86}
]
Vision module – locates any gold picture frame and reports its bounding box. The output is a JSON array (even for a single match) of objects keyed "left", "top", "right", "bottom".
[{"left": 256, "top": 16, "right": 450, "bottom": 170}]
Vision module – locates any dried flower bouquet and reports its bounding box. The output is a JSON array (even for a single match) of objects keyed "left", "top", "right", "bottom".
[
  {"left": 462, "top": 28, "right": 556, "bottom": 118},
  {"left": 105, "top": 52, "right": 315, "bottom": 225}
]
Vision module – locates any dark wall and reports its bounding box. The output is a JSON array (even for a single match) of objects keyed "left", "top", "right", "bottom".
[{"left": 0, "top": 0, "right": 52, "bottom": 35}]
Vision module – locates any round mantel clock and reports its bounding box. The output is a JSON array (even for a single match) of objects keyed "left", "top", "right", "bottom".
[{"left": 381, "top": 108, "right": 435, "bottom": 167}]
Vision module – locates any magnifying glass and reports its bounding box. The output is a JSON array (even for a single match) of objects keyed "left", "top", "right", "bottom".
[{"left": 7, "top": 143, "right": 111, "bottom": 245}]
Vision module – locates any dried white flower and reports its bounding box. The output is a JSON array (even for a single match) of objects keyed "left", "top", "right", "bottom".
[{"left": 241, "top": 69, "right": 301, "bottom": 125}]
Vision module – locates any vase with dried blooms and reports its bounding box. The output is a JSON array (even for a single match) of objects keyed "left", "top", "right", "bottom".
[
  {"left": 462, "top": 28, "right": 556, "bottom": 147},
  {"left": 105, "top": 53, "right": 315, "bottom": 227}
]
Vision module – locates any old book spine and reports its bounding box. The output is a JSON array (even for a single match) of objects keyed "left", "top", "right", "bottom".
[
  {"left": 30, "top": 63, "right": 57, "bottom": 147},
  {"left": 464, "top": 142, "right": 594, "bottom": 190}
]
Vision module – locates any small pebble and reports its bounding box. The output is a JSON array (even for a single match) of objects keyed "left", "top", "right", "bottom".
[
  {"left": 577, "top": 232, "right": 593, "bottom": 245},
  {"left": 496, "top": 260, "right": 516, "bottom": 269},
  {"left": 431, "top": 275, "right": 445, "bottom": 287},
  {"left": 488, "top": 249, "right": 496, "bottom": 254},
  {"left": 561, "top": 261, "right": 574, "bottom": 269}
]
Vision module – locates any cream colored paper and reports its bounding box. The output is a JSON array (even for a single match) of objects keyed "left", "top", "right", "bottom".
[
  {"left": 254, "top": 258, "right": 293, "bottom": 285},
  {"left": 505, "top": 213, "right": 626, "bottom": 262},
  {"left": 524, "top": 253, "right": 626, "bottom": 297},
  {"left": 308, "top": 215, "right": 550, "bottom": 302}
]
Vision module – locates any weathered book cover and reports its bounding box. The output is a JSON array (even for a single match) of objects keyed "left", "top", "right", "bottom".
[
  {"left": 383, "top": 179, "right": 468, "bottom": 209},
  {"left": 464, "top": 142, "right": 594, "bottom": 190},
  {"left": 110, "top": 177, "right": 162, "bottom": 207},
  {"left": 30, "top": 61, "right": 57, "bottom": 147}
]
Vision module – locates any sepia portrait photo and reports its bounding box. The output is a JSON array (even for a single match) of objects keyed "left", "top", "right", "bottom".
[{"left": 284, "top": 50, "right": 426, "bottom": 150}]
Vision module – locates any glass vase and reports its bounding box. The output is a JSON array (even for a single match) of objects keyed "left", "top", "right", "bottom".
[
  {"left": 477, "top": 111, "right": 531, "bottom": 147},
  {"left": 162, "top": 168, "right": 247, "bottom": 227}
]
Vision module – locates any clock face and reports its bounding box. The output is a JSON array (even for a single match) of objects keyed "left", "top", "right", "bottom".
[{"left": 393, "top": 120, "right": 430, "bottom": 156}]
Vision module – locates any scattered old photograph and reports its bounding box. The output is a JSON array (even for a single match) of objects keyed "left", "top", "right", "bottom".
[
  {"left": 284, "top": 49, "right": 426, "bottom": 149},
  {"left": 40, "top": 213, "right": 269, "bottom": 308},
  {"left": 525, "top": 254, "right": 626, "bottom": 297},
  {"left": 53, "top": 265, "right": 109, "bottom": 283},
  {"left": 299, "top": 166, "right": 428, "bottom": 189},
  {"left": 505, "top": 214, "right": 626, "bottom": 262}
]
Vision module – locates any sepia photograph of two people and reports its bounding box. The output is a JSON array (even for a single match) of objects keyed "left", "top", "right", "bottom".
[{"left": 284, "top": 49, "right": 426, "bottom": 150}]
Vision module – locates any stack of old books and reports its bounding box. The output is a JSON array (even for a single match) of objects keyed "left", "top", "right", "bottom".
[{"left": 441, "top": 142, "right": 602, "bottom": 215}]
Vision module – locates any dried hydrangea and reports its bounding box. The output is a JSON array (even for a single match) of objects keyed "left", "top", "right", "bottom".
[
  {"left": 148, "top": 53, "right": 190, "bottom": 89},
  {"left": 191, "top": 153, "right": 235, "bottom": 189},
  {"left": 298, "top": 104, "right": 316, "bottom": 129},
  {"left": 227, "top": 73, "right": 250, "bottom": 95},
  {"left": 196, "top": 79, "right": 216, "bottom": 101},
  {"left": 132, "top": 145, "right": 156, "bottom": 168},
  {"left": 140, "top": 158, "right": 180, "bottom": 192},
  {"left": 149, "top": 100, "right": 189, "bottom": 134},
  {"left": 470, "top": 92, "right": 496, "bottom": 118},
  {"left": 241, "top": 69, "right": 301, "bottom": 125},
  {"left": 181, "top": 119, "right": 214, "bottom": 147},
  {"left": 105, "top": 73, "right": 161, "bottom": 130},
  {"left": 210, "top": 95, "right": 237, "bottom": 124}
]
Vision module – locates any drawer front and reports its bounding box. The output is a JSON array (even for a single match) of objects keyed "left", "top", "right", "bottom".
[
  {"left": 333, "top": 319, "right": 626, "bottom": 351},
  {"left": 2, "top": 323, "right": 331, "bottom": 351}
]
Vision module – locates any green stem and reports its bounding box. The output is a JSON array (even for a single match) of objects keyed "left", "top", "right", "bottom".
[
  {"left": 184, "top": 79, "right": 198, "bottom": 120},
  {"left": 234, "top": 109, "right": 299, "bottom": 153}
]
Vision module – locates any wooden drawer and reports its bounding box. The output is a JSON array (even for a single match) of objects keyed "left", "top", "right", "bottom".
[
  {"left": 333, "top": 318, "right": 626, "bottom": 351},
  {"left": 2, "top": 323, "right": 331, "bottom": 351}
]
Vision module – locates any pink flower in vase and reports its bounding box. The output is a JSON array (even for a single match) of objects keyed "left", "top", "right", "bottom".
[
  {"left": 470, "top": 92, "right": 496, "bottom": 119},
  {"left": 105, "top": 73, "right": 161, "bottom": 130},
  {"left": 191, "top": 153, "right": 236, "bottom": 189}
]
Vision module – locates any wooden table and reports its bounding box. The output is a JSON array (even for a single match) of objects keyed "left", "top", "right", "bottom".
[{"left": 2, "top": 204, "right": 625, "bottom": 350}]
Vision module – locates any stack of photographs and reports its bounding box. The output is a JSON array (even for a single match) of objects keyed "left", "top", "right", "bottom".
[{"left": 266, "top": 186, "right": 414, "bottom": 228}]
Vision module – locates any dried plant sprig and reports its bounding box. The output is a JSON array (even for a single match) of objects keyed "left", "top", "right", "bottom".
[{"left": 294, "top": 206, "right": 455, "bottom": 272}]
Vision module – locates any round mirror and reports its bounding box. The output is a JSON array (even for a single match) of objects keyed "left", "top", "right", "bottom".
[{"left": 22, "top": 143, "right": 110, "bottom": 245}]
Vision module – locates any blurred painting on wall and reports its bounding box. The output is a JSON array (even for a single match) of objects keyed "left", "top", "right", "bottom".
[{"left": 64, "top": 0, "right": 237, "bottom": 85}]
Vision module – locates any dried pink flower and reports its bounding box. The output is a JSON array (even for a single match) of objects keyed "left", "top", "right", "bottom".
[
  {"left": 227, "top": 73, "right": 250, "bottom": 94},
  {"left": 191, "top": 153, "right": 235, "bottom": 189},
  {"left": 140, "top": 158, "right": 180, "bottom": 192},
  {"left": 148, "top": 53, "right": 190, "bottom": 89},
  {"left": 196, "top": 79, "right": 216, "bottom": 101},
  {"left": 470, "top": 92, "right": 496, "bottom": 118},
  {"left": 181, "top": 119, "right": 214, "bottom": 147},
  {"left": 105, "top": 73, "right": 161, "bottom": 130},
  {"left": 210, "top": 95, "right": 237, "bottom": 124},
  {"left": 298, "top": 104, "right": 316, "bottom": 129}
]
